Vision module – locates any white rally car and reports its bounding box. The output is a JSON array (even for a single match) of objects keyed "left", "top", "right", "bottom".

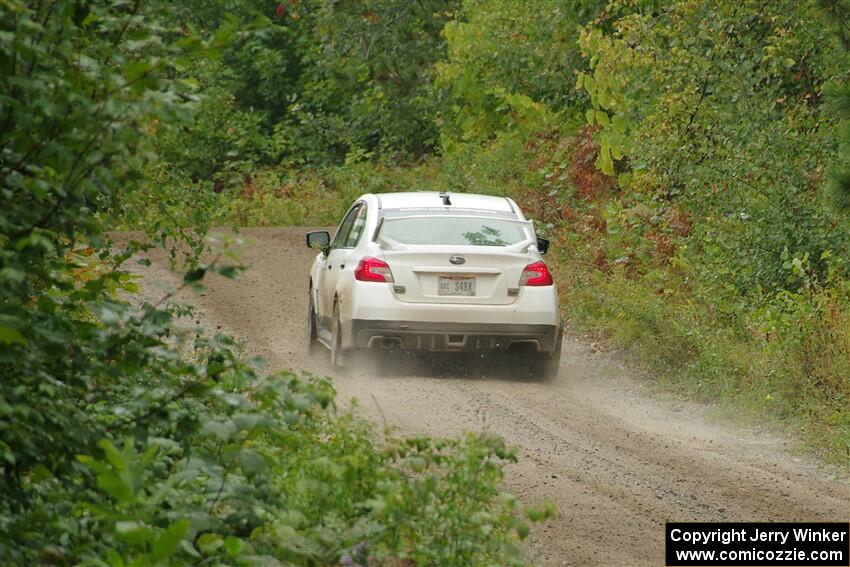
[{"left": 306, "top": 191, "right": 562, "bottom": 377}]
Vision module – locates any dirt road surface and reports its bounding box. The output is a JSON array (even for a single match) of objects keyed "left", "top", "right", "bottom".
[{"left": 126, "top": 227, "right": 849, "bottom": 566}]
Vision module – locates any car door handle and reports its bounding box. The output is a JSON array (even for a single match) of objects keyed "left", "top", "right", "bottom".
[
  {"left": 327, "top": 264, "right": 332, "bottom": 270},
  {"left": 339, "top": 264, "right": 345, "bottom": 269}
]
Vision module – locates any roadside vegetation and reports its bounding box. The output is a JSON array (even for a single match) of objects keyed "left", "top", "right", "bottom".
[
  {"left": 120, "top": 0, "right": 850, "bottom": 464},
  {"left": 2, "top": 0, "right": 848, "bottom": 564}
]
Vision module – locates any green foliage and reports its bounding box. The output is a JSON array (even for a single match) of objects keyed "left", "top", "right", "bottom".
[
  {"left": 304, "top": 0, "right": 460, "bottom": 160},
  {"left": 61, "top": 372, "right": 529, "bottom": 565},
  {"left": 578, "top": 0, "right": 850, "bottom": 294},
  {"left": 227, "top": 160, "right": 443, "bottom": 227},
  {"left": 1, "top": 0, "right": 232, "bottom": 498},
  {"left": 135, "top": 1, "right": 307, "bottom": 181},
  {"left": 549, "top": 234, "right": 850, "bottom": 462},
  {"left": 818, "top": 0, "right": 850, "bottom": 212},
  {"left": 437, "top": 0, "right": 603, "bottom": 144},
  {"left": 155, "top": 60, "right": 272, "bottom": 182},
  {"left": 110, "top": 165, "right": 236, "bottom": 267},
  {"left": 154, "top": 0, "right": 460, "bottom": 172}
]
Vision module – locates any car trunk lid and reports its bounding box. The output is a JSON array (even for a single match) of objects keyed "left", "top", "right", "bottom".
[{"left": 378, "top": 246, "right": 531, "bottom": 305}]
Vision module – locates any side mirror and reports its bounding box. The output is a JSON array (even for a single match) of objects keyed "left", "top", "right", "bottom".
[
  {"left": 537, "top": 237, "right": 550, "bottom": 254},
  {"left": 306, "top": 231, "right": 330, "bottom": 250}
]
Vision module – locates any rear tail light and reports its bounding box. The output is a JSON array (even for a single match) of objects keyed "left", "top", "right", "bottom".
[
  {"left": 354, "top": 257, "right": 394, "bottom": 282},
  {"left": 520, "top": 261, "right": 553, "bottom": 286}
]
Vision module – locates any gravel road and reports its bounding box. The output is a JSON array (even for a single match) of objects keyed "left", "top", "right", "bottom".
[{"left": 126, "top": 227, "right": 849, "bottom": 566}]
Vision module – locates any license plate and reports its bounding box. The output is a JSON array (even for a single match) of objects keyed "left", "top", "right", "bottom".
[{"left": 438, "top": 276, "right": 475, "bottom": 296}]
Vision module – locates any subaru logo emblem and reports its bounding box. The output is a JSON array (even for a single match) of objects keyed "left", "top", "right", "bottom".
[{"left": 449, "top": 255, "right": 466, "bottom": 265}]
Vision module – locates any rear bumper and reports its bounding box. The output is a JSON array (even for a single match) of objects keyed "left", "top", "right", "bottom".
[
  {"left": 349, "top": 319, "right": 560, "bottom": 353},
  {"left": 337, "top": 279, "right": 560, "bottom": 351}
]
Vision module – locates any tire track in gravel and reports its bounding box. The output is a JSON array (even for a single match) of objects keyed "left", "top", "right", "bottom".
[{"left": 121, "top": 227, "right": 849, "bottom": 567}]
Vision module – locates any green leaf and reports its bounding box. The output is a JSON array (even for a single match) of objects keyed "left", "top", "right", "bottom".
[
  {"left": 201, "top": 420, "right": 235, "bottom": 441},
  {"left": 197, "top": 533, "right": 223, "bottom": 554},
  {"left": 224, "top": 536, "right": 244, "bottom": 557},
  {"left": 115, "top": 521, "right": 154, "bottom": 545},
  {"left": 407, "top": 456, "right": 427, "bottom": 472},
  {"left": 612, "top": 114, "right": 628, "bottom": 134},
  {"left": 0, "top": 324, "right": 26, "bottom": 346},
  {"left": 583, "top": 75, "right": 596, "bottom": 97},
  {"left": 97, "top": 471, "right": 135, "bottom": 503},
  {"left": 99, "top": 439, "right": 129, "bottom": 473},
  {"left": 610, "top": 143, "right": 623, "bottom": 160},
  {"left": 181, "top": 539, "right": 202, "bottom": 559},
  {"left": 237, "top": 449, "right": 267, "bottom": 475},
  {"left": 183, "top": 268, "right": 206, "bottom": 284},
  {"left": 596, "top": 110, "right": 610, "bottom": 128},
  {"left": 30, "top": 464, "right": 53, "bottom": 482},
  {"left": 105, "top": 549, "right": 126, "bottom": 567},
  {"left": 515, "top": 521, "right": 530, "bottom": 540},
  {"left": 291, "top": 394, "right": 314, "bottom": 412},
  {"left": 151, "top": 519, "right": 190, "bottom": 562},
  {"left": 597, "top": 145, "right": 615, "bottom": 176}
]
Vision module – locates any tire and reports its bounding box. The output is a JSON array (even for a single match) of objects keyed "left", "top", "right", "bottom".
[
  {"left": 330, "top": 303, "right": 345, "bottom": 370},
  {"left": 307, "top": 292, "right": 321, "bottom": 356}
]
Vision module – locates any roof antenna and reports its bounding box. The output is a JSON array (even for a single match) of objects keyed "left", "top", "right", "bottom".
[{"left": 439, "top": 191, "right": 452, "bottom": 206}]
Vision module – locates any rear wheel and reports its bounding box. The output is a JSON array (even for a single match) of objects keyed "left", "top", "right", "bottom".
[
  {"left": 330, "top": 304, "right": 345, "bottom": 370},
  {"left": 307, "top": 292, "right": 321, "bottom": 356}
]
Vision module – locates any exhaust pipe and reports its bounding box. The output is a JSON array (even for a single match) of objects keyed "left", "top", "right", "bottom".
[
  {"left": 508, "top": 340, "right": 541, "bottom": 354},
  {"left": 368, "top": 336, "right": 403, "bottom": 350}
]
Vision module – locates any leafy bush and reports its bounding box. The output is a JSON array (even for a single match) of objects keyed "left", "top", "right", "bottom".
[
  {"left": 577, "top": 0, "right": 849, "bottom": 293},
  {"left": 226, "top": 161, "right": 443, "bottom": 227},
  {"left": 559, "top": 0, "right": 850, "bottom": 459},
  {"left": 304, "top": 0, "right": 461, "bottom": 160},
  {"left": 157, "top": 0, "right": 460, "bottom": 169},
  {"left": 2, "top": 279, "right": 537, "bottom": 564},
  {"left": 818, "top": 0, "right": 850, "bottom": 211},
  {"left": 436, "top": 0, "right": 603, "bottom": 144}
]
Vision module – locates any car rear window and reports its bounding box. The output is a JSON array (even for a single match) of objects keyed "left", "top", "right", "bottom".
[{"left": 380, "top": 216, "right": 528, "bottom": 246}]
